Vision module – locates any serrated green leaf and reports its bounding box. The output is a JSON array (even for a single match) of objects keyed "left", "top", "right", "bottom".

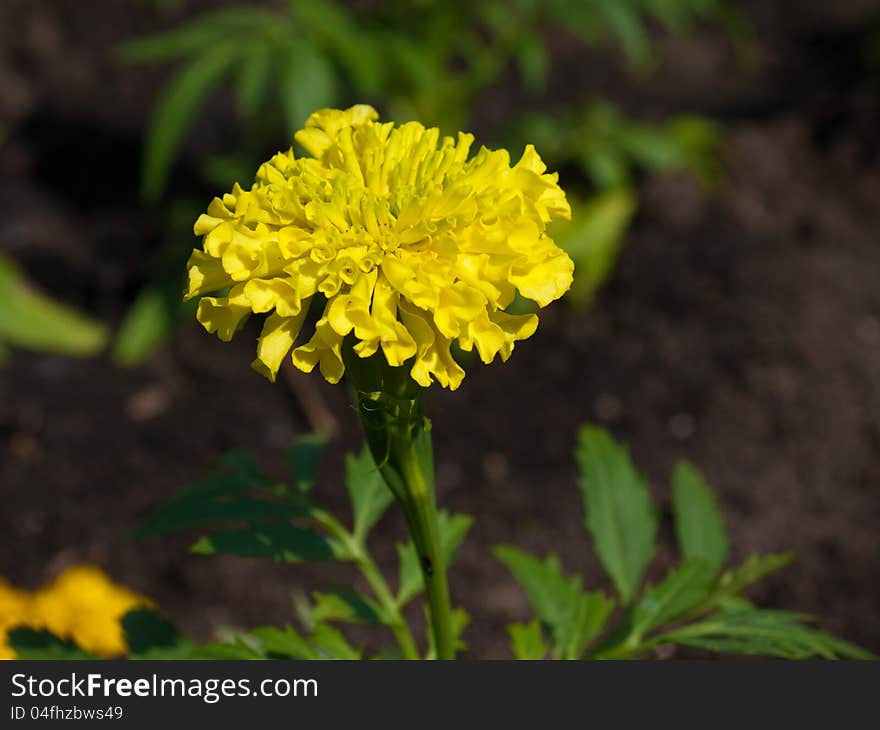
[
  {"left": 141, "top": 42, "right": 240, "bottom": 202},
  {"left": 345, "top": 448, "right": 393, "bottom": 541},
  {"left": 136, "top": 451, "right": 307, "bottom": 539},
  {"left": 397, "top": 512, "right": 473, "bottom": 606},
  {"left": 7, "top": 628, "right": 97, "bottom": 660},
  {"left": 494, "top": 545, "right": 615, "bottom": 659},
  {"left": 672, "top": 462, "right": 728, "bottom": 573},
  {"left": 632, "top": 559, "right": 716, "bottom": 636},
  {"left": 0, "top": 256, "right": 107, "bottom": 356},
  {"left": 657, "top": 610, "right": 875, "bottom": 660},
  {"left": 713, "top": 552, "right": 794, "bottom": 600},
  {"left": 139, "top": 497, "right": 304, "bottom": 538},
  {"left": 508, "top": 619, "right": 548, "bottom": 660},
  {"left": 309, "top": 623, "right": 361, "bottom": 659},
  {"left": 286, "top": 432, "right": 328, "bottom": 490},
  {"left": 191, "top": 522, "right": 342, "bottom": 562},
  {"left": 311, "top": 589, "right": 387, "bottom": 625},
  {"left": 248, "top": 626, "right": 316, "bottom": 659},
  {"left": 575, "top": 426, "right": 658, "bottom": 603}
]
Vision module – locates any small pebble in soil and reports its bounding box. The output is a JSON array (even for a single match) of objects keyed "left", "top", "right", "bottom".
[
  {"left": 125, "top": 385, "right": 170, "bottom": 422},
  {"left": 482, "top": 452, "right": 510, "bottom": 483},
  {"left": 668, "top": 412, "right": 696, "bottom": 441},
  {"left": 593, "top": 393, "right": 623, "bottom": 423},
  {"left": 854, "top": 316, "right": 880, "bottom": 345}
]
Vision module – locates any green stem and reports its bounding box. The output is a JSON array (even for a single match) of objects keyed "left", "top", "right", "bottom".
[
  {"left": 392, "top": 433, "right": 455, "bottom": 660},
  {"left": 342, "top": 345, "right": 456, "bottom": 659},
  {"left": 312, "top": 509, "right": 420, "bottom": 660}
]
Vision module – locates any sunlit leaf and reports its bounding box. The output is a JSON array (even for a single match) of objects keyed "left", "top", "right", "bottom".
[
  {"left": 631, "top": 559, "right": 716, "bottom": 636},
  {"left": 311, "top": 589, "right": 388, "bottom": 625},
  {"left": 248, "top": 625, "right": 316, "bottom": 659},
  {"left": 672, "top": 462, "right": 728, "bottom": 573},
  {"left": 494, "top": 545, "right": 615, "bottom": 659},
  {"left": 508, "top": 619, "right": 548, "bottom": 660},
  {"left": 575, "top": 426, "right": 658, "bottom": 603},
  {"left": 657, "top": 610, "right": 875, "bottom": 660},
  {"left": 309, "top": 623, "right": 361, "bottom": 659}
]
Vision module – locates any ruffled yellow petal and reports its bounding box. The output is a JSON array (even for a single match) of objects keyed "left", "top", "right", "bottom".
[
  {"left": 185, "top": 249, "right": 233, "bottom": 299},
  {"left": 509, "top": 250, "right": 574, "bottom": 307},
  {"left": 251, "top": 307, "right": 309, "bottom": 382},
  {"left": 399, "top": 300, "right": 465, "bottom": 390},
  {"left": 291, "top": 312, "right": 345, "bottom": 384},
  {"left": 196, "top": 287, "right": 250, "bottom": 341}
]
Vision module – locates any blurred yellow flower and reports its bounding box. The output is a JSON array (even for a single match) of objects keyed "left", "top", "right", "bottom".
[
  {"left": 0, "top": 579, "right": 32, "bottom": 660},
  {"left": 187, "top": 105, "right": 572, "bottom": 389},
  {"left": 0, "top": 565, "right": 149, "bottom": 659}
]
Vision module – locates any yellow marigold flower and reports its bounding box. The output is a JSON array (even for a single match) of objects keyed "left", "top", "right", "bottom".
[
  {"left": 0, "top": 566, "right": 149, "bottom": 659},
  {"left": 0, "top": 578, "right": 33, "bottom": 660},
  {"left": 187, "top": 105, "right": 573, "bottom": 389},
  {"left": 32, "top": 565, "right": 149, "bottom": 657}
]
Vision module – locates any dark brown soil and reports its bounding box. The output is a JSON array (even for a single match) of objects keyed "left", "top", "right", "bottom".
[{"left": 1, "top": 0, "right": 878, "bottom": 658}]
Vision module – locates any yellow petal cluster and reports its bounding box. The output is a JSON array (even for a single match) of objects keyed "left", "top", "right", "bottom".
[
  {"left": 0, "top": 565, "right": 149, "bottom": 659},
  {"left": 187, "top": 105, "right": 573, "bottom": 389}
]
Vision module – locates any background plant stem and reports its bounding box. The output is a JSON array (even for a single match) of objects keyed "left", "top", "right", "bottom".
[{"left": 312, "top": 508, "right": 420, "bottom": 659}]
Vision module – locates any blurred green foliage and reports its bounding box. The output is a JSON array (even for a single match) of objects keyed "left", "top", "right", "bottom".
[
  {"left": 115, "top": 0, "right": 738, "bottom": 363},
  {"left": 0, "top": 255, "right": 107, "bottom": 362}
]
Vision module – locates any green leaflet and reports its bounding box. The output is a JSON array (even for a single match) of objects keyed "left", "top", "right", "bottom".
[
  {"left": 345, "top": 448, "right": 394, "bottom": 541},
  {"left": 631, "top": 559, "right": 716, "bottom": 637},
  {"left": 286, "top": 432, "right": 329, "bottom": 491},
  {"left": 191, "top": 523, "right": 342, "bottom": 563},
  {"left": 508, "top": 619, "right": 549, "bottom": 660},
  {"left": 575, "top": 426, "right": 657, "bottom": 604},
  {"left": 494, "top": 546, "right": 614, "bottom": 659},
  {"left": 656, "top": 610, "right": 876, "bottom": 660},
  {"left": 672, "top": 462, "right": 729, "bottom": 574}
]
